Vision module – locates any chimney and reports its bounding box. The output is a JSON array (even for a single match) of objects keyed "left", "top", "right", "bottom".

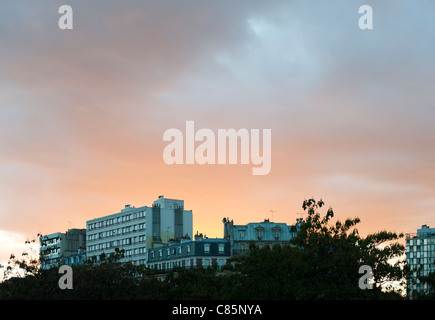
[{"left": 195, "top": 232, "right": 204, "bottom": 241}]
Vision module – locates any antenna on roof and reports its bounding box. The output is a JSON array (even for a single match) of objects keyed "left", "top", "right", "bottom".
[{"left": 270, "top": 210, "right": 276, "bottom": 222}]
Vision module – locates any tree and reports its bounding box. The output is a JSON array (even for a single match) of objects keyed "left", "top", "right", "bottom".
[
  {"left": 1, "top": 235, "right": 40, "bottom": 282},
  {"left": 0, "top": 198, "right": 409, "bottom": 300},
  {"left": 0, "top": 250, "right": 167, "bottom": 300},
  {"left": 163, "top": 265, "right": 227, "bottom": 299},
  {"left": 229, "top": 198, "right": 408, "bottom": 299}
]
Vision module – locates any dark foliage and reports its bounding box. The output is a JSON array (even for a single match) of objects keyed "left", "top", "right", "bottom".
[{"left": 0, "top": 199, "right": 416, "bottom": 300}]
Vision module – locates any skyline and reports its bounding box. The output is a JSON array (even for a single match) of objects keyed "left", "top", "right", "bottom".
[{"left": 1, "top": 0, "right": 435, "bottom": 267}]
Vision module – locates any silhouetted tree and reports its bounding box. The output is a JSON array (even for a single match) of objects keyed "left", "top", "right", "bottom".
[
  {"left": 0, "top": 198, "right": 410, "bottom": 300},
  {"left": 229, "top": 198, "right": 408, "bottom": 299}
]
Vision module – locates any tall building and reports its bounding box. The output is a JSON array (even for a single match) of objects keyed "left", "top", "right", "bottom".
[
  {"left": 406, "top": 224, "right": 435, "bottom": 297},
  {"left": 85, "top": 196, "right": 193, "bottom": 265},
  {"left": 222, "top": 217, "right": 303, "bottom": 256},
  {"left": 39, "top": 228, "right": 86, "bottom": 269}
]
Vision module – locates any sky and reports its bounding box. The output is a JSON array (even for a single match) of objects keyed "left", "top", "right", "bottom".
[{"left": 1, "top": 0, "right": 435, "bottom": 266}]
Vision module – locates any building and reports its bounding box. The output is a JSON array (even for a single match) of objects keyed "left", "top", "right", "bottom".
[
  {"left": 147, "top": 233, "right": 230, "bottom": 272},
  {"left": 63, "top": 252, "right": 87, "bottom": 266},
  {"left": 147, "top": 217, "right": 303, "bottom": 273},
  {"left": 39, "top": 228, "right": 86, "bottom": 269},
  {"left": 85, "top": 196, "right": 193, "bottom": 265},
  {"left": 222, "top": 217, "right": 303, "bottom": 256},
  {"left": 406, "top": 224, "right": 435, "bottom": 297}
]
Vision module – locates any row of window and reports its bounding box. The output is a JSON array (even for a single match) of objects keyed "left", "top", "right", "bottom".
[
  {"left": 87, "top": 224, "right": 146, "bottom": 241},
  {"left": 407, "top": 244, "right": 435, "bottom": 252},
  {"left": 237, "top": 229, "right": 282, "bottom": 240},
  {"left": 408, "top": 283, "right": 430, "bottom": 292},
  {"left": 408, "top": 258, "right": 435, "bottom": 268},
  {"left": 410, "top": 269, "right": 435, "bottom": 283},
  {"left": 407, "top": 251, "right": 435, "bottom": 259},
  {"left": 407, "top": 238, "right": 435, "bottom": 246},
  {"left": 40, "top": 238, "right": 61, "bottom": 246},
  {"left": 132, "top": 259, "right": 147, "bottom": 266},
  {"left": 88, "top": 246, "right": 147, "bottom": 256},
  {"left": 87, "top": 236, "right": 146, "bottom": 252},
  {"left": 150, "top": 258, "right": 227, "bottom": 271},
  {"left": 64, "top": 256, "right": 85, "bottom": 265},
  {"left": 87, "top": 211, "right": 146, "bottom": 230},
  {"left": 89, "top": 255, "right": 148, "bottom": 265},
  {"left": 150, "top": 243, "right": 226, "bottom": 260},
  {"left": 234, "top": 242, "right": 279, "bottom": 253},
  {"left": 42, "top": 248, "right": 61, "bottom": 256},
  {"left": 124, "top": 247, "right": 147, "bottom": 257}
]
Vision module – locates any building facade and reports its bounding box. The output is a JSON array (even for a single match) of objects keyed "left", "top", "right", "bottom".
[
  {"left": 85, "top": 196, "right": 193, "bottom": 265},
  {"left": 406, "top": 224, "right": 435, "bottom": 297},
  {"left": 39, "top": 199, "right": 303, "bottom": 272},
  {"left": 147, "top": 233, "right": 230, "bottom": 272},
  {"left": 222, "top": 217, "right": 303, "bottom": 256},
  {"left": 39, "top": 228, "right": 86, "bottom": 269},
  {"left": 63, "top": 252, "right": 87, "bottom": 266}
]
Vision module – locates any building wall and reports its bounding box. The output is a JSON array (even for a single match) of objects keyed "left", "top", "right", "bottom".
[
  {"left": 39, "top": 229, "right": 86, "bottom": 269},
  {"left": 223, "top": 217, "right": 302, "bottom": 256},
  {"left": 147, "top": 236, "right": 230, "bottom": 272},
  {"left": 63, "top": 252, "right": 87, "bottom": 266},
  {"left": 406, "top": 224, "right": 435, "bottom": 297},
  {"left": 86, "top": 196, "right": 193, "bottom": 265},
  {"left": 86, "top": 204, "right": 149, "bottom": 265},
  {"left": 146, "top": 196, "right": 193, "bottom": 249},
  {"left": 40, "top": 232, "right": 63, "bottom": 269},
  {"left": 62, "top": 228, "right": 87, "bottom": 256}
]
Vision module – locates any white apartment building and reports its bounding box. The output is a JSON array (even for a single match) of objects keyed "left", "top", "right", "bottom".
[{"left": 86, "top": 196, "right": 193, "bottom": 265}]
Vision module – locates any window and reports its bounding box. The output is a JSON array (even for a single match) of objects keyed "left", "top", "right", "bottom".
[
  {"left": 218, "top": 244, "right": 225, "bottom": 254},
  {"left": 255, "top": 226, "right": 265, "bottom": 240},
  {"left": 204, "top": 244, "right": 210, "bottom": 254},
  {"left": 239, "top": 243, "right": 247, "bottom": 254},
  {"left": 218, "top": 259, "right": 226, "bottom": 268}
]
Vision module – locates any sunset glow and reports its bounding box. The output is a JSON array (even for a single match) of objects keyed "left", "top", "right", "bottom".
[{"left": 1, "top": 1, "right": 434, "bottom": 267}]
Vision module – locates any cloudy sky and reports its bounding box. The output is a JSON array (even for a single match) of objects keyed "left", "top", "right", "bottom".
[{"left": 1, "top": 0, "right": 434, "bottom": 265}]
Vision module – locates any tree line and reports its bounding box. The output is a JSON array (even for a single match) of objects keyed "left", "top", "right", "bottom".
[{"left": 0, "top": 198, "right": 433, "bottom": 300}]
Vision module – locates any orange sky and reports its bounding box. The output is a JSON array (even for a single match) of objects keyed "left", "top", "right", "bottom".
[{"left": 1, "top": 0, "right": 435, "bottom": 265}]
